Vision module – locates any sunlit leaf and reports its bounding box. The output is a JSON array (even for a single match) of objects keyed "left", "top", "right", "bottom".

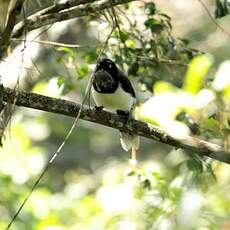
[
  {"left": 37, "top": 215, "right": 61, "bottom": 230},
  {"left": 76, "top": 64, "right": 89, "bottom": 79},
  {"left": 57, "top": 47, "right": 76, "bottom": 58},
  {"left": 13, "top": 124, "right": 30, "bottom": 151},
  {"left": 113, "top": 30, "right": 129, "bottom": 42},
  {"left": 57, "top": 76, "right": 65, "bottom": 88},
  {"left": 32, "top": 81, "right": 47, "bottom": 94},
  {"left": 223, "top": 85, "right": 230, "bottom": 99},
  {"left": 125, "top": 39, "right": 136, "bottom": 48},
  {"left": 212, "top": 60, "right": 230, "bottom": 91},
  {"left": 27, "top": 189, "right": 51, "bottom": 218},
  {"left": 33, "top": 79, "right": 62, "bottom": 97},
  {"left": 153, "top": 81, "right": 178, "bottom": 94},
  {"left": 152, "top": 172, "right": 162, "bottom": 181},
  {"left": 183, "top": 54, "right": 213, "bottom": 94},
  {"left": 137, "top": 93, "right": 184, "bottom": 127}
]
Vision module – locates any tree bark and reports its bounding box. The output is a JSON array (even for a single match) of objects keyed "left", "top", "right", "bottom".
[{"left": 1, "top": 85, "right": 230, "bottom": 164}]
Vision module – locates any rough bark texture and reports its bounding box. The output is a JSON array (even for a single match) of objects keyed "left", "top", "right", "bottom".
[{"left": 1, "top": 85, "right": 230, "bottom": 164}]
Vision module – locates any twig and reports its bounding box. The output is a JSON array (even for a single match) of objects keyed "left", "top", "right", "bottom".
[
  {"left": 197, "top": 0, "right": 230, "bottom": 39},
  {"left": 11, "top": 38, "right": 101, "bottom": 48},
  {"left": 30, "top": 0, "right": 96, "bottom": 17},
  {"left": 109, "top": 0, "right": 126, "bottom": 45},
  {"left": 1, "top": 85, "right": 230, "bottom": 164}
]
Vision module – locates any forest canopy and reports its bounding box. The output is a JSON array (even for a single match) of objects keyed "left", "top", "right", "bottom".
[{"left": 0, "top": 0, "right": 230, "bottom": 229}]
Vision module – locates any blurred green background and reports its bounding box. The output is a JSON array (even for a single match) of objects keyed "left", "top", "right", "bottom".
[{"left": 0, "top": 0, "right": 230, "bottom": 229}]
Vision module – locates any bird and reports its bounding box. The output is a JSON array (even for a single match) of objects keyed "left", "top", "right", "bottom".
[{"left": 91, "top": 58, "right": 139, "bottom": 156}]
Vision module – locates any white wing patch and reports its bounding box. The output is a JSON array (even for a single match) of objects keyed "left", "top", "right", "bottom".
[{"left": 92, "top": 84, "right": 135, "bottom": 113}]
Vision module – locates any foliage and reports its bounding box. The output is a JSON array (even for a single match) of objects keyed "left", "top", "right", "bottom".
[
  {"left": 215, "top": 0, "right": 230, "bottom": 18},
  {"left": 107, "top": 2, "right": 198, "bottom": 90}
]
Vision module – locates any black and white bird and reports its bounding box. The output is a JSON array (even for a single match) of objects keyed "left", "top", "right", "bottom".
[{"left": 91, "top": 58, "right": 139, "bottom": 152}]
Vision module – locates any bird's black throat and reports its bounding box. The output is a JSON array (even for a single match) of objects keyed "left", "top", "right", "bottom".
[
  {"left": 92, "top": 58, "right": 135, "bottom": 97},
  {"left": 93, "top": 70, "right": 118, "bottom": 94}
]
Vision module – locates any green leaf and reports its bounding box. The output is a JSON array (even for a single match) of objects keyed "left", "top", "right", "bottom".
[
  {"left": 127, "top": 170, "right": 136, "bottom": 176},
  {"left": 76, "top": 64, "right": 89, "bottom": 79},
  {"left": 83, "top": 51, "right": 98, "bottom": 62},
  {"left": 128, "top": 62, "right": 139, "bottom": 76},
  {"left": 142, "top": 179, "right": 151, "bottom": 190},
  {"left": 144, "top": 18, "right": 164, "bottom": 33},
  {"left": 183, "top": 54, "right": 213, "bottom": 94},
  {"left": 223, "top": 85, "right": 230, "bottom": 99},
  {"left": 152, "top": 172, "right": 162, "bottom": 181},
  {"left": 65, "top": 81, "right": 75, "bottom": 91},
  {"left": 56, "top": 56, "right": 65, "bottom": 63},
  {"left": 120, "top": 31, "right": 129, "bottom": 42},
  {"left": 125, "top": 39, "right": 136, "bottom": 48},
  {"left": 215, "top": 0, "right": 230, "bottom": 18},
  {"left": 113, "top": 30, "right": 129, "bottom": 42},
  {"left": 57, "top": 47, "right": 76, "bottom": 58},
  {"left": 186, "top": 159, "right": 203, "bottom": 173},
  {"left": 203, "top": 118, "right": 222, "bottom": 137},
  {"left": 145, "top": 2, "right": 156, "bottom": 15},
  {"left": 57, "top": 76, "right": 65, "bottom": 88},
  {"left": 153, "top": 81, "right": 178, "bottom": 94}
]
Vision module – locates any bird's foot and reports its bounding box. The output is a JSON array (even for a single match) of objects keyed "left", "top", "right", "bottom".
[
  {"left": 94, "top": 106, "right": 104, "bottom": 112},
  {"left": 116, "top": 110, "right": 130, "bottom": 124}
]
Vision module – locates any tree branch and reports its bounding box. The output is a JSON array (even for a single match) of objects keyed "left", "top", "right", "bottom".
[
  {"left": 0, "top": 0, "right": 25, "bottom": 57},
  {"left": 1, "top": 85, "right": 230, "bottom": 164},
  {"left": 28, "top": 0, "right": 96, "bottom": 17},
  {"left": 12, "top": 0, "right": 136, "bottom": 39}
]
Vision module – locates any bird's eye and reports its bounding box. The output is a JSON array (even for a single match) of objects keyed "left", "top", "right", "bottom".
[{"left": 109, "top": 64, "right": 112, "bottom": 68}]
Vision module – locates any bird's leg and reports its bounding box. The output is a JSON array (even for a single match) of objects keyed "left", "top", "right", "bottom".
[
  {"left": 94, "top": 106, "right": 104, "bottom": 111},
  {"left": 116, "top": 110, "right": 130, "bottom": 124}
]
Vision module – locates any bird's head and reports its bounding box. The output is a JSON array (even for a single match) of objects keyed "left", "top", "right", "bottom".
[{"left": 95, "top": 58, "right": 118, "bottom": 76}]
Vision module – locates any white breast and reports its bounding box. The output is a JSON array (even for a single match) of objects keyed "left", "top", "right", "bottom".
[{"left": 92, "top": 84, "right": 135, "bottom": 113}]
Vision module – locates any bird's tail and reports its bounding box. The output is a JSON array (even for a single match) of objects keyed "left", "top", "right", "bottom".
[{"left": 120, "top": 132, "right": 140, "bottom": 153}]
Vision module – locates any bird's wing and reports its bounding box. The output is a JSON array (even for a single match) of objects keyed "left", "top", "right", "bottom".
[{"left": 117, "top": 69, "right": 135, "bottom": 98}]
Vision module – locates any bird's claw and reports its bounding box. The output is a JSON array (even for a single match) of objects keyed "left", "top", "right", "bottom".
[
  {"left": 94, "top": 106, "right": 104, "bottom": 112},
  {"left": 116, "top": 110, "right": 130, "bottom": 124}
]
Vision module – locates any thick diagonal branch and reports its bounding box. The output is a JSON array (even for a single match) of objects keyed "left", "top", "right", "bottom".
[
  {"left": 1, "top": 85, "right": 230, "bottom": 164},
  {"left": 12, "top": 0, "right": 136, "bottom": 38}
]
